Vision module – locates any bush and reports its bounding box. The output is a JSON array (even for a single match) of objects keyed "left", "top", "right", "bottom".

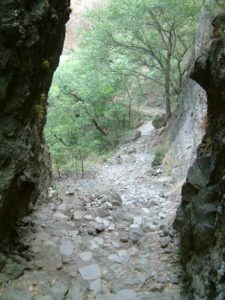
[{"left": 151, "top": 146, "right": 167, "bottom": 167}]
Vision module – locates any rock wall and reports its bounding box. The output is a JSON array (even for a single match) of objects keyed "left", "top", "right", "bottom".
[
  {"left": 174, "top": 12, "right": 225, "bottom": 299},
  {"left": 163, "top": 8, "right": 210, "bottom": 183},
  {"left": 0, "top": 0, "right": 70, "bottom": 242}
]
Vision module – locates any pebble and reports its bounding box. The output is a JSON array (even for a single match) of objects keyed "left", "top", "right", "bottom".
[
  {"left": 120, "top": 232, "right": 129, "bottom": 242},
  {"left": 108, "top": 223, "right": 115, "bottom": 231},
  {"left": 65, "top": 190, "right": 74, "bottom": 195},
  {"left": 79, "top": 264, "right": 101, "bottom": 281},
  {"left": 87, "top": 227, "right": 97, "bottom": 236},
  {"left": 160, "top": 237, "right": 171, "bottom": 248},
  {"left": 84, "top": 214, "right": 93, "bottom": 220},
  {"left": 95, "top": 223, "right": 105, "bottom": 233}
]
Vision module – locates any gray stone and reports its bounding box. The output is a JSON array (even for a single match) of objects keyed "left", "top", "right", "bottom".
[
  {"left": 87, "top": 227, "right": 97, "bottom": 236},
  {"left": 108, "top": 250, "right": 129, "bottom": 264},
  {"left": 65, "top": 190, "right": 74, "bottom": 195},
  {"left": 116, "top": 289, "right": 138, "bottom": 300},
  {"left": 50, "top": 278, "right": 70, "bottom": 300},
  {"left": 74, "top": 211, "right": 83, "bottom": 220},
  {"left": 59, "top": 239, "right": 74, "bottom": 256},
  {"left": 128, "top": 227, "right": 143, "bottom": 243},
  {"left": 160, "top": 237, "right": 170, "bottom": 248},
  {"left": 53, "top": 212, "right": 70, "bottom": 221},
  {"left": 0, "top": 289, "right": 34, "bottom": 300},
  {"left": 78, "top": 252, "right": 93, "bottom": 262},
  {"left": 70, "top": 278, "right": 88, "bottom": 300},
  {"left": 94, "top": 237, "right": 104, "bottom": 245},
  {"left": 57, "top": 203, "right": 67, "bottom": 212},
  {"left": 120, "top": 232, "right": 129, "bottom": 242},
  {"left": 4, "top": 262, "right": 24, "bottom": 280},
  {"left": 152, "top": 114, "right": 166, "bottom": 129},
  {"left": 95, "top": 223, "right": 105, "bottom": 233},
  {"left": 89, "top": 279, "right": 102, "bottom": 293},
  {"left": 79, "top": 264, "right": 101, "bottom": 281},
  {"left": 170, "top": 274, "right": 179, "bottom": 284}
]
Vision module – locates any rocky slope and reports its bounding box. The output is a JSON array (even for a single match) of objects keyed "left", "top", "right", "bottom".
[
  {"left": 0, "top": 121, "right": 181, "bottom": 299},
  {"left": 174, "top": 11, "right": 225, "bottom": 299},
  {"left": 0, "top": 0, "right": 70, "bottom": 242}
]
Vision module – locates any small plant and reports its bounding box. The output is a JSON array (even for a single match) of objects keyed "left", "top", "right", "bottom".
[
  {"left": 67, "top": 6, "right": 73, "bottom": 13},
  {"left": 41, "top": 59, "right": 50, "bottom": 70},
  {"left": 40, "top": 93, "right": 47, "bottom": 102},
  {"left": 35, "top": 104, "right": 44, "bottom": 120},
  {"left": 151, "top": 146, "right": 167, "bottom": 167}
]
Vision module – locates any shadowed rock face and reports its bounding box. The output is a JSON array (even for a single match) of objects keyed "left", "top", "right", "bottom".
[
  {"left": 174, "top": 15, "right": 225, "bottom": 299},
  {"left": 0, "top": 0, "right": 70, "bottom": 242}
]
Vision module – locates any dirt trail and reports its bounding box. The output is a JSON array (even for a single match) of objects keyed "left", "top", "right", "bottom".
[{"left": 0, "top": 121, "right": 182, "bottom": 300}]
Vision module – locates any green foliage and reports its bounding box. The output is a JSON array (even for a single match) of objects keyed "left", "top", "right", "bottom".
[
  {"left": 46, "top": 0, "right": 201, "bottom": 172},
  {"left": 151, "top": 146, "right": 167, "bottom": 167}
]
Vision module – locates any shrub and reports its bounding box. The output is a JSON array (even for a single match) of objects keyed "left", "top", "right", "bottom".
[{"left": 151, "top": 146, "right": 167, "bottom": 167}]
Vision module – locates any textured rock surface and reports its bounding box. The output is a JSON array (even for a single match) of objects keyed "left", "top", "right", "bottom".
[
  {"left": 0, "top": 0, "right": 70, "bottom": 241},
  {"left": 163, "top": 8, "right": 210, "bottom": 182},
  {"left": 174, "top": 12, "right": 225, "bottom": 299}
]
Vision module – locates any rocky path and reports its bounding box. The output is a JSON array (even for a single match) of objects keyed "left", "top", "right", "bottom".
[{"left": 0, "top": 122, "right": 182, "bottom": 300}]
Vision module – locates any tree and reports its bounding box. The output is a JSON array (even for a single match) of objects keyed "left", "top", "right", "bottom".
[{"left": 82, "top": 0, "right": 201, "bottom": 117}]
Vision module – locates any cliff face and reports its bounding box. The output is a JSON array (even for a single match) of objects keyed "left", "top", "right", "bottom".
[
  {"left": 0, "top": 0, "right": 70, "bottom": 242},
  {"left": 163, "top": 8, "right": 209, "bottom": 183},
  {"left": 174, "top": 13, "right": 225, "bottom": 299}
]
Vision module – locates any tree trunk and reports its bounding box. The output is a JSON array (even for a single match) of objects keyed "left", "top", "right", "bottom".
[{"left": 165, "top": 54, "right": 172, "bottom": 119}]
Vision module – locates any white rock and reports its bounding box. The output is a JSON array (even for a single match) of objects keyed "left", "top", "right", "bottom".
[
  {"left": 108, "top": 223, "right": 115, "bottom": 231},
  {"left": 102, "top": 219, "right": 110, "bottom": 228},
  {"left": 130, "top": 224, "right": 140, "bottom": 229},
  {"left": 74, "top": 211, "right": 83, "bottom": 220},
  {"left": 53, "top": 212, "right": 70, "bottom": 221},
  {"left": 79, "top": 264, "right": 101, "bottom": 281},
  {"left": 90, "top": 240, "right": 99, "bottom": 250},
  {"left": 90, "top": 279, "right": 102, "bottom": 293},
  {"left": 133, "top": 216, "right": 143, "bottom": 225},
  {"left": 95, "top": 217, "right": 103, "bottom": 223},
  {"left": 48, "top": 187, "right": 57, "bottom": 198},
  {"left": 57, "top": 203, "right": 67, "bottom": 212},
  {"left": 141, "top": 207, "right": 150, "bottom": 214},
  {"left": 84, "top": 214, "right": 93, "bottom": 221},
  {"left": 111, "top": 240, "right": 120, "bottom": 248},
  {"left": 78, "top": 252, "right": 93, "bottom": 262}
]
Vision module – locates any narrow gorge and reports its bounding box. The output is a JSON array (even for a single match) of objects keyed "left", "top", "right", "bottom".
[{"left": 0, "top": 1, "right": 225, "bottom": 299}]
